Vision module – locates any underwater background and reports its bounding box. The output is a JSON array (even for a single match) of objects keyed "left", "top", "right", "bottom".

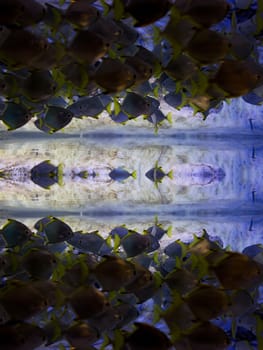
[{"left": 1, "top": 0, "right": 263, "bottom": 349}]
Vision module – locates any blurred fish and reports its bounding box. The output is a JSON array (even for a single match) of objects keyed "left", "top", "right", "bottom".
[
  {"left": 67, "top": 230, "right": 106, "bottom": 254},
  {"left": 124, "top": 56, "right": 153, "bottom": 85},
  {"left": 0, "top": 29, "right": 49, "bottom": 69},
  {"left": 124, "top": 261, "right": 153, "bottom": 292},
  {"left": 0, "top": 280, "right": 48, "bottom": 320},
  {"left": 145, "top": 223, "right": 167, "bottom": 240},
  {"left": 124, "top": 0, "right": 172, "bottom": 27},
  {"left": 94, "top": 58, "right": 136, "bottom": 92},
  {"left": 0, "top": 322, "right": 46, "bottom": 350},
  {"left": 121, "top": 92, "right": 151, "bottom": 117},
  {"left": 123, "top": 322, "right": 171, "bottom": 350},
  {"left": 88, "top": 305, "right": 122, "bottom": 332},
  {"left": 145, "top": 164, "right": 173, "bottom": 184},
  {"left": 133, "top": 272, "right": 161, "bottom": 303},
  {"left": 69, "top": 30, "right": 109, "bottom": 64},
  {"left": 185, "top": 28, "right": 231, "bottom": 64},
  {"left": 165, "top": 268, "right": 198, "bottom": 295},
  {"left": 0, "top": 219, "right": 32, "bottom": 248},
  {"left": 184, "top": 284, "right": 229, "bottom": 321},
  {"left": 65, "top": 0, "right": 100, "bottom": 28},
  {"left": 22, "top": 248, "right": 57, "bottom": 280},
  {"left": 109, "top": 226, "right": 129, "bottom": 239},
  {"left": 229, "top": 32, "right": 254, "bottom": 60},
  {"left": 30, "top": 42, "right": 65, "bottom": 70},
  {"left": 115, "top": 20, "right": 139, "bottom": 47},
  {"left": 115, "top": 303, "right": 139, "bottom": 328},
  {"left": 21, "top": 70, "right": 57, "bottom": 102},
  {"left": 93, "top": 255, "right": 137, "bottom": 291},
  {"left": 165, "top": 53, "right": 197, "bottom": 81},
  {"left": 31, "top": 280, "right": 64, "bottom": 307},
  {"left": 164, "top": 241, "right": 184, "bottom": 258},
  {"left": 121, "top": 231, "right": 158, "bottom": 257},
  {"left": 228, "top": 289, "right": 255, "bottom": 317},
  {"left": 69, "top": 285, "right": 109, "bottom": 319},
  {"left": 213, "top": 59, "right": 263, "bottom": 97},
  {"left": 30, "top": 160, "right": 63, "bottom": 190},
  {"left": 0, "top": 102, "right": 32, "bottom": 131},
  {"left": 109, "top": 167, "right": 137, "bottom": 182},
  {"left": 212, "top": 252, "right": 263, "bottom": 289},
  {"left": 110, "top": 111, "right": 130, "bottom": 123},
  {"left": 67, "top": 94, "right": 112, "bottom": 118},
  {"left": 242, "top": 91, "right": 263, "bottom": 105},
  {"left": 175, "top": 0, "right": 230, "bottom": 27},
  {"left": 174, "top": 322, "right": 230, "bottom": 350},
  {"left": 0, "top": 0, "right": 45, "bottom": 27},
  {"left": 89, "top": 17, "right": 123, "bottom": 45},
  {"left": 64, "top": 322, "right": 99, "bottom": 350},
  {"left": 34, "top": 216, "right": 73, "bottom": 243},
  {"left": 35, "top": 106, "right": 74, "bottom": 133},
  {"left": 164, "top": 92, "right": 183, "bottom": 109}
]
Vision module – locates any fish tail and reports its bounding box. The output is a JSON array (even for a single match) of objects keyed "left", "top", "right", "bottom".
[
  {"left": 167, "top": 170, "right": 173, "bottom": 179},
  {"left": 131, "top": 170, "right": 137, "bottom": 179},
  {"left": 57, "top": 163, "right": 64, "bottom": 186}
]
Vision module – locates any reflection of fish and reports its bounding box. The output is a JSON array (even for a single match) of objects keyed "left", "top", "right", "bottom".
[
  {"left": 145, "top": 164, "right": 173, "bottom": 184},
  {"left": 109, "top": 167, "right": 137, "bottom": 182},
  {"left": 30, "top": 160, "right": 63, "bottom": 189}
]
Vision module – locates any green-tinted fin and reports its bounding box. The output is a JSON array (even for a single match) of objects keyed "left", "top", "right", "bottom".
[
  {"left": 256, "top": 314, "right": 263, "bottom": 349},
  {"left": 131, "top": 170, "right": 137, "bottom": 179},
  {"left": 153, "top": 304, "right": 162, "bottom": 323},
  {"left": 175, "top": 255, "right": 182, "bottom": 268},
  {"left": 166, "top": 225, "right": 173, "bottom": 238},
  {"left": 113, "top": 0, "right": 125, "bottom": 20},
  {"left": 100, "top": 334, "right": 111, "bottom": 350},
  {"left": 113, "top": 234, "right": 121, "bottom": 252},
  {"left": 153, "top": 251, "right": 159, "bottom": 265},
  {"left": 167, "top": 170, "right": 173, "bottom": 179},
  {"left": 166, "top": 111, "right": 173, "bottom": 124},
  {"left": 106, "top": 102, "right": 112, "bottom": 115},
  {"left": 231, "top": 318, "right": 237, "bottom": 339},
  {"left": 113, "top": 329, "right": 125, "bottom": 350},
  {"left": 57, "top": 163, "right": 64, "bottom": 186},
  {"left": 114, "top": 97, "right": 121, "bottom": 115},
  {"left": 153, "top": 85, "right": 159, "bottom": 98},
  {"left": 100, "top": 0, "right": 111, "bottom": 16}
]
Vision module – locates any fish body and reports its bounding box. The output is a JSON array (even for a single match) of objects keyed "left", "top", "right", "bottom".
[{"left": 109, "top": 167, "right": 136, "bottom": 182}]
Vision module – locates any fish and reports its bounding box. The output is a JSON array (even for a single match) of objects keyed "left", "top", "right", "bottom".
[
  {"left": 213, "top": 59, "right": 263, "bottom": 97},
  {"left": 165, "top": 53, "right": 198, "bottom": 81},
  {"left": 0, "top": 0, "right": 46, "bottom": 27},
  {"left": 0, "top": 28, "right": 49, "bottom": 69},
  {"left": 124, "top": 56, "right": 153, "bottom": 85},
  {"left": 67, "top": 94, "right": 112, "bottom": 118},
  {"left": 64, "top": 322, "right": 99, "bottom": 350},
  {"left": 164, "top": 92, "right": 183, "bottom": 109},
  {"left": 93, "top": 255, "right": 137, "bottom": 291},
  {"left": 124, "top": 261, "right": 153, "bottom": 292},
  {"left": 114, "top": 20, "right": 139, "bottom": 47},
  {"left": 228, "top": 32, "right": 254, "bottom": 60},
  {"left": 69, "top": 29, "right": 110, "bottom": 64},
  {"left": 124, "top": 0, "right": 172, "bottom": 27},
  {"left": 114, "top": 303, "right": 139, "bottom": 328},
  {"left": 175, "top": 0, "right": 231, "bottom": 28},
  {"left": 164, "top": 241, "right": 184, "bottom": 258},
  {"left": 0, "top": 280, "right": 48, "bottom": 320},
  {"left": 0, "top": 322, "right": 46, "bottom": 350},
  {"left": 145, "top": 164, "right": 173, "bottom": 184},
  {"left": 165, "top": 268, "right": 198, "bottom": 295},
  {"left": 174, "top": 322, "right": 230, "bottom": 350},
  {"left": 211, "top": 251, "right": 263, "bottom": 289},
  {"left": 34, "top": 216, "right": 74, "bottom": 243},
  {"left": 109, "top": 167, "right": 137, "bottom": 182},
  {"left": 69, "top": 285, "right": 109, "bottom": 319},
  {"left": 121, "top": 231, "right": 158, "bottom": 257},
  {"left": 0, "top": 219, "right": 32, "bottom": 248},
  {"left": 21, "top": 70, "right": 57, "bottom": 102},
  {"left": 185, "top": 28, "right": 231, "bottom": 64},
  {"left": 110, "top": 111, "right": 130, "bottom": 123},
  {"left": 30, "top": 42, "right": 66, "bottom": 70},
  {"left": 0, "top": 102, "right": 32, "bottom": 131},
  {"left": 123, "top": 322, "right": 171, "bottom": 350},
  {"left": 30, "top": 160, "right": 63, "bottom": 190},
  {"left": 184, "top": 284, "right": 229, "bottom": 321},
  {"left": 65, "top": 0, "right": 100, "bottom": 28},
  {"left": 22, "top": 247, "right": 57, "bottom": 280},
  {"left": 34, "top": 106, "right": 74, "bottom": 133},
  {"left": 122, "top": 92, "right": 151, "bottom": 117},
  {"left": 31, "top": 280, "right": 65, "bottom": 307},
  {"left": 67, "top": 230, "right": 107, "bottom": 254},
  {"left": 88, "top": 305, "right": 122, "bottom": 332},
  {"left": 228, "top": 289, "right": 255, "bottom": 317},
  {"left": 89, "top": 17, "right": 123, "bottom": 45},
  {"left": 94, "top": 58, "right": 137, "bottom": 92},
  {"left": 109, "top": 226, "right": 129, "bottom": 239}
]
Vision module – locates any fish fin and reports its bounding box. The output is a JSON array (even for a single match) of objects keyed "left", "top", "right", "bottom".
[
  {"left": 167, "top": 170, "right": 173, "bottom": 179},
  {"left": 166, "top": 111, "right": 173, "bottom": 124},
  {"left": 131, "top": 171, "right": 137, "bottom": 179}
]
